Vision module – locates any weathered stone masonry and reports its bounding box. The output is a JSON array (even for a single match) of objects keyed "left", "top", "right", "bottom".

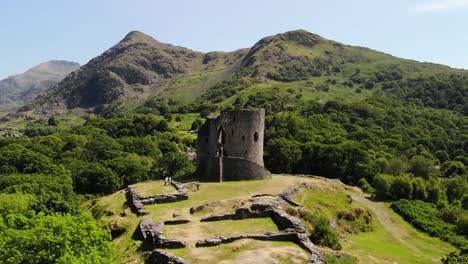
[{"left": 197, "top": 109, "right": 271, "bottom": 182}]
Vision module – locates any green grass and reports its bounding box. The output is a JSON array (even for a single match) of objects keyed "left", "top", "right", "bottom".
[
  {"left": 168, "top": 239, "right": 310, "bottom": 264},
  {"left": 343, "top": 212, "right": 453, "bottom": 264},
  {"left": 165, "top": 218, "right": 279, "bottom": 241},
  {"left": 132, "top": 180, "right": 177, "bottom": 196},
  {"left": 169, "top": 113, "right": 200, "bottom": 131},
  {"left": 95, "top": 175, "right": 455, "bottom": 264}
]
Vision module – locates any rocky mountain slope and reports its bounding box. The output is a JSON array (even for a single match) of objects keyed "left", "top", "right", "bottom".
[
  {"left": 0, "top": 60, "right": 80, "bottom": 111},
  {"left": 22, "top": 31, "right": 246, "bottom": 113},
  {"left": 20, "top": 29, "right": 467, "bottom": 115}
]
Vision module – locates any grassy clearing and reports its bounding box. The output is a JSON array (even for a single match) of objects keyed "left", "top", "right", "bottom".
[
  {"left": 96, "top": 176, "right": 303, "bottom": 263},
  {"left": 165, "top": 218, "right": 279, "bottom": 242},
  {"left": 131, "top": 180, "right": 177, "bottom": 196},
  {"left": 344, "top": 195, "right": 454, "bottom": 264},
  {"left": 168, "top": 239, "right": 310, "bottom": 264},
  {"left": 294, "top": 178, "right": 454, "bottom": 263},
  {"left": 95, "top": 175, "right": 454, "bottom": 264},
  {"left": 169, "top": 113, "right": 200, "bottom": 131}
]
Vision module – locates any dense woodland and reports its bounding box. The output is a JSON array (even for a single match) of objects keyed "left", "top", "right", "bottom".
[
  {"left": 0, "top": 115, "right": 195, "bottom": 263},
  {"left": 0, "top": 30, "right": 467, "bottom": 263}
]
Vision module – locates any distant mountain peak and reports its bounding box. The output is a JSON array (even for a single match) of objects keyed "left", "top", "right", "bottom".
[
  {"left": 273, "top": 29, "right": 324, "bottom": 44},
  {"left": 0, "top": 60, "right": 80, "bottom": 111},
  {"left": 121, "top": 30, "right": 160, "bottom": 44}
]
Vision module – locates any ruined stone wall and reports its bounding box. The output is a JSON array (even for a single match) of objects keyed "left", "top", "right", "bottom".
[
  {"left": 219, "top": 109, "right": 265, "bottom": 167},
  {"left": 222, "top": 157, "right": 271, "bottom": 181},
  {"left": 196, "top": 109, "right": 270, "bottom": 181}
]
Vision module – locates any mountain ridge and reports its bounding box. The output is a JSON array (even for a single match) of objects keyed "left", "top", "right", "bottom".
[
  {"left": 0, "top": 60, "right": 80, "bottom": 111},
  {"left": 18, "top": 29, "right": 467, "bottom": 115}
]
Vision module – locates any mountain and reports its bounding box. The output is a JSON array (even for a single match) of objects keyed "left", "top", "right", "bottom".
[
  {"left": 0, "top": 60, "right": 80, "bottom": 111},
  {"left": 20, "top": 30, "right": 467, "bottom": 115},
  {"left": 23, "top": 31, "right": 251, "bottom": 114}
]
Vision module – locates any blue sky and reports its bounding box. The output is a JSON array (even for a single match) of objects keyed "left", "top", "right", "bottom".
[{"left": 1, "top": 0, "right": 467, "bottom": 79}]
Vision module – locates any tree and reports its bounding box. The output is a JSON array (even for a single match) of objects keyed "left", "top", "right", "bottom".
[
  {"left": 390, "top": 175, "right": 413, "bottom": 200},
  {"left": 0, "top": 212, "right": 117, "bottom": 264},
  {"left": 441, "top": 161, "right": 465, "bottom": 178},
  {"left": 386, "top": 158, "right": 405, "bottom": 176},
  {"left": 444, "top": 176, "right": 467, "bottom": 203},
  {"left": 106, "top": 154, "right": 153, "bottom": 185},
  {"left": 372, "top": 174, "right": 393, "bottom": 200},
  {"left": 408, "top": 155, "right": 436, "bottom": 179},
  {"left": 265, "top": 138, "right": 302, "bottom": 173},
  {"left": 157, "top": 152, "right": 193, "bottom": 179},
  {"left": 74, "top": 163, "right": 120, "bottom": 195},
  {"left": 412, "top": 177, "right": 428, "bottom": 201}
]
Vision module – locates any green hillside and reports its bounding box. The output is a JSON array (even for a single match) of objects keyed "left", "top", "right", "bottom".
[
  {"left": 93, "top": 176, "right": 454, "bottom": 263},
  {"left": 0, "top": 29, "right": 467, "bottom": 263}
]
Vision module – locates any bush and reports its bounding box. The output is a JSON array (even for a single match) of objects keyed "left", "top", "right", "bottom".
[
  {"left": 442, "top": 247, "right": 468, "bottom": 264},
  {"left": 358, "top": 178, "right": 375, "bottom": 194},
  {"left": 300, "top": 210, "right": 341, "bottom": 250},
  {"left": 391, "top": 199, "right": 467, "bottom": 247}
]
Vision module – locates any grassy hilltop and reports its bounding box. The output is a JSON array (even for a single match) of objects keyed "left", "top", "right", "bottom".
[{"left": 94, "top": 175, "right": 454, "bottom": 263}]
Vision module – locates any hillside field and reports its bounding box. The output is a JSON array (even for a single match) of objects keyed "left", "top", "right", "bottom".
[{"left": 93, "top": 175, "right": 454, "bottom": 264}]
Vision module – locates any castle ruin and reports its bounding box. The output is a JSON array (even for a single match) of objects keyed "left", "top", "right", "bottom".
[{"left": 197, "top": 109, "right": 271, "bottom": 182}]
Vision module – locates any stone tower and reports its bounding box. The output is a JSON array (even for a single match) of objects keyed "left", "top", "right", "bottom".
[{"left": 197, "top": 109, "right": 271, "bottom": 182}]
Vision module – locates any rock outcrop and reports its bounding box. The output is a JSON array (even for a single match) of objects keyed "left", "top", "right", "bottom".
[
  {"left": 146, "top": 249, "right": 189, "bottom": 264},
  {"left": 139, "top": 217, "right": 186, "bottom": 249}
]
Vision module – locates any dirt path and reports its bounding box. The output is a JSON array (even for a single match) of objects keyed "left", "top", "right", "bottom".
[{"left": 346, "top": 190, "right": 424, "bottom": 255}]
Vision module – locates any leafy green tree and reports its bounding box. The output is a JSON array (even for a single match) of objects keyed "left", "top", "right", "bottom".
[
  {"left": 386, "top": 158, "right": 405, "bottom": 176},
  {"left": 412, "top": 177, "right": 428, "bottom": 201},
  {"left": 372, "top": 174, "right": 394, "bottom": 200},
  {"left": 156, "top": 152, "right": 193, "bottom": 179},
  {"left": 73, "top": 163, "right": 120, "bottom": 195},
  {"left": 106, "top": 154, "right": 153, "bottom": 185},
  {"left": 0, "top": 173, "right": 77, "bottom": 214},
  {"left": 408, "top": 155, "right": 436, "bottom": 179},
  {"left": 390, "top": 175, "right": 413, "bottom": 200},
  {"left": 0, "top": 212, "right": 117, "bottom": 264},
  {"left": 358, "top": 178, "right": 375, "bottom": 194},
  {"left": 265, "top": 138, "right": 302, "bottom": 173},
  {"left": 441, "top": 161, "right": 465, "bottom": 178},
  {"left": 444, "top": 176, "right": 467, "bottom": 203},
  {"left": 426, "top": 180, "right": 442, "bottom": 204}
]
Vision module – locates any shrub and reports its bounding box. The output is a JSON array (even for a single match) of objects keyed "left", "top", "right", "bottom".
[
  {"left": 391, "top": 199, "right": 467, "bottom": 247},
  {"left": 300, "top": 210, "right": 341, "bottom": 250},
  {"left": 310, "top": 215, "right": 342, "bottom": 250}
]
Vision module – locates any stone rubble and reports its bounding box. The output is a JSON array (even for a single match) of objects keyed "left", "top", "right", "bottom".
[
  {"left": 146, "top": 249, "right": 189, "bottom": 264},
  {"left": 139, "top": 217, "right": 186, "bottom": 249}
]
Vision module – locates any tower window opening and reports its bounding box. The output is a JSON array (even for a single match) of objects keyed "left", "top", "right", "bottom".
[
  {"left": 205, "top": 137, "right": 208, "bottom": 143},
  {"left": 232, "top": 130, "right": 234, "bottom": 136},
  {"left": 245, "top": 150, "right": 247, "bottom": 154},
  {"left": 242, "top": 135, "right": 245, "bottom": 141},
  {"left": 254, "top": 132, "right": 259, "bottom": 142}
]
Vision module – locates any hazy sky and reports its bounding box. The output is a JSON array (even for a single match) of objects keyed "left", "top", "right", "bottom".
[{"left": 1, "top": 0, "right": 467, "bottom": 79}]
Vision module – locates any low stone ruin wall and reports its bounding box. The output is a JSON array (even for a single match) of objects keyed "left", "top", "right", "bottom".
[
  {"left": 127, "top": 186, "right": 148, "bottom": 216},
  {"left": 127, "top": 182, "right": 191, "bottom": 216},
  {"left": 197, "top": 194, "right": 324, "bottom": 263},
  {"left": 195, "top": 230, "right": 298, "bottom": 247},
  {"left": 200, "top": 206, "right": 305, "bottom": 234},
  {"left": 146, "top": 249, "right": 189, "bottom": 264},
  {"left": 139, "top": 217, "right": 186, "bottom": 249},
  {"left": 139, "top": 192, "right": 188, "bottom": 205}
]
